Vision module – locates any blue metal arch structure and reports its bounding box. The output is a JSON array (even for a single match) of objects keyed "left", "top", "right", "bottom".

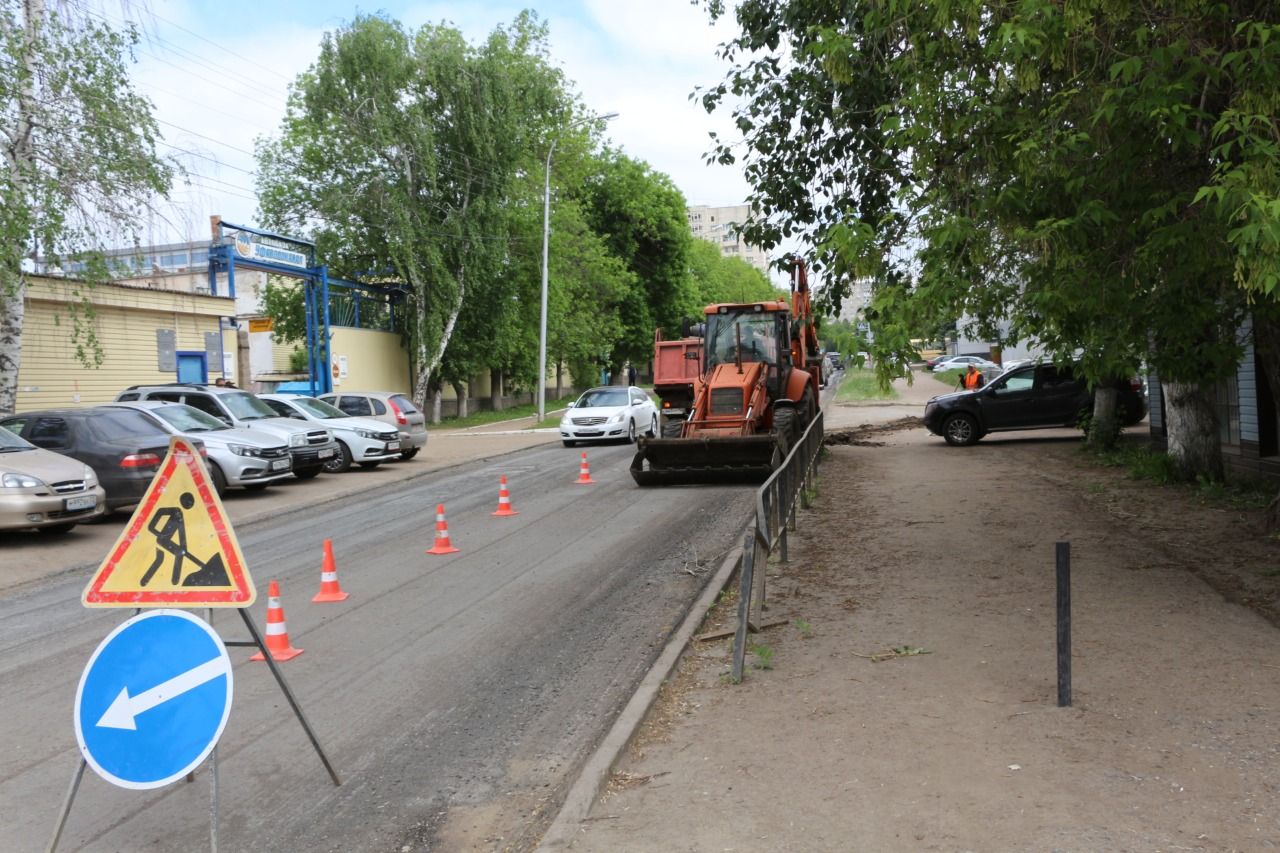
[{"left": 207, "top": 220, "right": 404, "bottom": 396}]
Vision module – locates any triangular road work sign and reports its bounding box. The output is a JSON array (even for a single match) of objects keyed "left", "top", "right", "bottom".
[{"left": 83, "top": 437, "right": 256, "bottom": 608}]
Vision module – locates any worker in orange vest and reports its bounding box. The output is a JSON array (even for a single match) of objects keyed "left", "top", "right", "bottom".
[{"left": 959, "top": 364, "right": 985, "bottom": 391}]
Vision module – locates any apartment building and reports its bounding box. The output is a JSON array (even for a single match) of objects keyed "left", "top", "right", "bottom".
[{"left": 686, "top": 204, "right": 771, "bottom": 275}]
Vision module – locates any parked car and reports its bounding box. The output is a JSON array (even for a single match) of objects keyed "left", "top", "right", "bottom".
[
  {"left": 106, "top": 401, "right": 293, "bottom": 495},
  {"left": 317, "top": 391, "right": 427, "bottom": 460},
  {"left": 560, "top": 386, "right": 659, "bottom": 447},
  {"left": 931, "top": 355, "right": 1001, "bottom": 373},
  {"left": 115, "top": 384, "right": 338, "bottom": 479},
  {"left": 0, "top": 426, "right": 106, "bottom": 533},
  {"left": 258, "top": 394, "right": 402, "bottom": 473},
  {"left": 0, "top": 407, "right": 205, "bottom": 512},
  {"left": 923, "top": 362, "right": 1147, "bottom": 446}
]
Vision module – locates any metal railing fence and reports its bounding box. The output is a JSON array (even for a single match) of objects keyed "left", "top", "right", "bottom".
[{"left": 731, "top": 409, "right": 824, "bottom": 681}]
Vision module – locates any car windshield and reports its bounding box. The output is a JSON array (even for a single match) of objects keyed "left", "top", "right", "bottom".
[
  {"left": 290, "top": 397, "right": 347, "bottom": 419},
  {"left": 705, "top": 312, "right": 780, "bottom": 369},
  {"left": 152, "top": 405, "right": 229, "bottom": 433},
  {"left": 221, "top": 392, "right": 277, "bottom": 421},
  {"left": 0, "top": 426, "right": 33, "bottom": 451},
  {"left": 577, "top": 389, "right": 628, "bottom": 408}
]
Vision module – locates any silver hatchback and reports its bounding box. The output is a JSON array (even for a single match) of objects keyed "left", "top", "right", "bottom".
[{"left": 318, "top": 391, "right": 427, "bottom": 460}]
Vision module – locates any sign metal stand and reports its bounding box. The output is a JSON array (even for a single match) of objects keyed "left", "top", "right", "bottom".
[{"left": 49, "top": 439, "right": 340, "bottom": 852}]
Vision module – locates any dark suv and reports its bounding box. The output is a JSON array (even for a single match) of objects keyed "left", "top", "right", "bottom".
[{"left": 923, "top": 362, "right": 1147, "bottom": 446}]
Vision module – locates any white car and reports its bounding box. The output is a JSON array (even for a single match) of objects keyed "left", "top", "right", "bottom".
[
  {"left": 258, "top": 394, "right": 403, "bottom": 473},
  {"left": 560, "top": 386, "right": 659, "bottom": 447},
  {"left": 931, "top": 355, "right": 1000, "bottom": 373}
]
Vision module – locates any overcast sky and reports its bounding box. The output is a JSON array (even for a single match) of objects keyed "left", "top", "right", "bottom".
[{"left": 109, "top": 0, "right": 751, "bottom": 248}]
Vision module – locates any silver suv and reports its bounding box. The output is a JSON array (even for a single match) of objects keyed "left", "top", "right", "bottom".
[
  {"left": 115, "top": 384, "right": 338, "bottom": 479},
  {"left": 107, "top": 401, "right": 294, "bottom": 494}
]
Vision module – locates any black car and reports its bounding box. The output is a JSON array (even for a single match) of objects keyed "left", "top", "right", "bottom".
[
  {"left": 0, "top": 408, "right": 205, "bottom": 511},
  {"left": 923, "top": 362, "right": 1147, "bottom": 446}
]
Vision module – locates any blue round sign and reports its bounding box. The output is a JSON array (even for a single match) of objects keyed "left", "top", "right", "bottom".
[{"left": 75, "top": 610, "right": 233, "bottom": 790}]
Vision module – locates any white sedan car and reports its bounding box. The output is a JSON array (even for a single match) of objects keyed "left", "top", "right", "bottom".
[
  {"left": 560, "top": 386, "right": 659, "bottom": 447},
  {"left": 931, "top": 355, "right": 1000, "bottom": 373}
]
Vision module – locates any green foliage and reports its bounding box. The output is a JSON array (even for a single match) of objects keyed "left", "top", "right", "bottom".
[
  {"left": 0, "top": 4, "right": 174, "bottom": 412},
  {"left": 578, "top": 152, "right": 697, "bottom": 369},
  {"left": 833, "top": 368, "right": 898, "bottom": 403},
  {"left": 748, "top": 643, "right": 775, "bottom": 670},
  {"left": 700, "top": 0, "right": 1280, "bottom": 481},
  {"left": 261, "top": 278, "right": 306, "bottom": 346},
  {"left": 687, "top": 239, "right": 781, "bottom": 307},
  {"left": 257, "top": 12, "right": 569, "bottom": 404},
  {"left": 288, "top": 348, "right": 308, "bottom": 373}
]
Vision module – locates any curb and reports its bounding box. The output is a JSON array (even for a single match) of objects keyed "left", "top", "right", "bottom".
[{"left": 536, "top": 542, "right": 745, "bottom": 851}]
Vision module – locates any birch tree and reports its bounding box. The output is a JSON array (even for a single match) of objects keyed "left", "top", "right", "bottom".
[
  {"left": 0, "top": 0, "right": 173, "bottom": 414},
  {"left": 256, "top": 12, "right": 567, "bottom": 410}
]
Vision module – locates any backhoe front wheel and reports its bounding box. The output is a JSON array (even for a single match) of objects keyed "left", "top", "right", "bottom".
[{"left": 773, "top": 406, "right": 798, "bottom": 451}]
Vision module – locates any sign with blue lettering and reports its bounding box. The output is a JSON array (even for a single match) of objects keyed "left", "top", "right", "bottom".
[{"left": 74, "top": 610, "right": 233, "bottom": 790}]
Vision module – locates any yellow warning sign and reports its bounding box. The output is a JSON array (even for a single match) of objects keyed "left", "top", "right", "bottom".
[{"left": 83, "top": 437, "right": 256, "bottom": 608}]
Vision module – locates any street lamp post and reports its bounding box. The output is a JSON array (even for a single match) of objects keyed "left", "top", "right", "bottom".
[{"left": 538, "top": 112, "right": 617, "bottom": 423}]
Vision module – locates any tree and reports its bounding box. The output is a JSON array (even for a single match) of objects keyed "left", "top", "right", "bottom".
[
  {"left": 0, "top": 0, "right": 174, "bottom": 414},
  {"left": 702, "top": 0, "right": 1280, "bottom": 472},
  {"left": 256, "top": 12, "right": 567, "bottom": 411},
  {"left": 686, "top": 239, "right": 780, "bottom": 307},
  {"left": 578, "top": 152, "right": 698, "bottom": 375}
]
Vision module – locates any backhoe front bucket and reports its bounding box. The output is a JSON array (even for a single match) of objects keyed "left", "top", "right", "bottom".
[{"left": 630, "top": 434, "right": 782, "bottom": 486}]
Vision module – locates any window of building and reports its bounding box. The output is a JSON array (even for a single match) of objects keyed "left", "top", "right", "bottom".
[
  {"left": 1216, "top": 376, "right": 1240, "bottom": 446},
  {"left": 160, "top": 252, "right": 188, "bottom": 268}
]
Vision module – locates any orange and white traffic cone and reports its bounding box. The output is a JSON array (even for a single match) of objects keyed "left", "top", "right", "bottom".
[
  {"left": 250, "top": 580, "right": 303, "bottom": 662},
  {"left": 492, "top": 475, "right": 519, "bottom": 517},
  {"left": 312, "top": 539, "right": 349, "bottom": 603},
  {"left": 575, "top": 451, "right": 595, "bottom": 485},
  {"left": 426, "top": 503, "right": 460, "bottom": 554}
]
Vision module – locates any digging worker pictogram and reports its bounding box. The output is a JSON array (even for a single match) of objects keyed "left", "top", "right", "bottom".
[{"left": 139, "top": 492, "right": 230, "bottom": 588}]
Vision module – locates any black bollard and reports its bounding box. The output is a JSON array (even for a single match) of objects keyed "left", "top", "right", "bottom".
[{"left": 1056, "top": 541, "right": 1071, "bottom": 707}]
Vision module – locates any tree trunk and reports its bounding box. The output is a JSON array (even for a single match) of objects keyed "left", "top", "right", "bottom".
[
  {"left": 0, "top": 0, "right": 42, "bottom": 416},
  {"left": 490, "top": 367, "right": 502, "bottom": 412},
  {"left": 1162, "top": 380, "right": 1223, "bottom": 481},
  {"left": 451, "top": 380, "right": 468, "bottom": 419},
  {"left": 431, "top": 387, "right": 443, "bottom": 424},
  {"left": 1086, "top": 386, "right": 1119, "bottom": 449},
  {"left": 555, "top": 361, "right": 564, "bottom": 400}
]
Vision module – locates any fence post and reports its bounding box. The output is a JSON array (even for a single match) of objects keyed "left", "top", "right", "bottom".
[
  {"left": 1056, "top": 541, "right": 1072, "bottom": 708},
  {"left": 731, "top": 530, "right": 757, "bottom": 683}
]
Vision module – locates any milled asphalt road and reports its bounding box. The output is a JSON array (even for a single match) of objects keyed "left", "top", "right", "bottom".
[{"left": 0, "top": 433, "right": 754, "bottom": 851}]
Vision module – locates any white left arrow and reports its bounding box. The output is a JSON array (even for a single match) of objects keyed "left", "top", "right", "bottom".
[{"left": 96, "top": 657, "right": 230, "bottom": 731}]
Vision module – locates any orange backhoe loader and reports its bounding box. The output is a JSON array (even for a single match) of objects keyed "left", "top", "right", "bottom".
[{"left": 631, "top": 258, "right": 823, "bottom": 485}]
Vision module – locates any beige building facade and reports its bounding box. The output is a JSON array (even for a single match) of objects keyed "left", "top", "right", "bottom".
[
  {"left": 15, "top": 275, "right": 239, "bottom": 413},
  {"left": 686, "top": 204, "right": 771, "bottom": 275}
]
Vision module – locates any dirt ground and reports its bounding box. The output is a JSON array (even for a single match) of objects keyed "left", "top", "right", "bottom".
[{"left": 567, "top": 404, "right": 1280, "bottom": 851}]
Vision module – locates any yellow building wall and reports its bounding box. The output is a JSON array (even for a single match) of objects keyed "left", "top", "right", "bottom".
[
  {"left": 16, "top": 277, "right": 237, "bottom": 413},
  {"left": 329, "top": 327, "right": 411, "bottom": 393}
]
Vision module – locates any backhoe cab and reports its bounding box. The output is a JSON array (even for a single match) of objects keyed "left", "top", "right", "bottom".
[{"left": 630, "top": 259, "right": 822, "bottom": 486}]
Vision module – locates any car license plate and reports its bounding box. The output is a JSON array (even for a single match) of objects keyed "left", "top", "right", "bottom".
[
  {"left": 387, "top": 441, "right": 400, "bottom": 451},
  {"left": 319, "top": 448, "right": 335, "bottom": 459},
  {"left": 65, "top": 495, "right": 97, "bottom": 511},
  {"left": 270, "top": 458, "right": 290, "bottom": 471}
]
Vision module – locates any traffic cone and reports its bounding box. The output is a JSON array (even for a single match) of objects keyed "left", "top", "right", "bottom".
[
  {"left": 312, "top": 539, "right": 349, "bottom": 603},
  {"left": 250, "top": 580, "right": 303, "bottom": 662},
  {"left": 492, "top": 475, "right": 519, "bottom": 517},
  {"left": 575, "top": 451, "right": 595, "bottom": 485},
  {"left": 426, "top": 503, "right": 460, "bottom": 554}
]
